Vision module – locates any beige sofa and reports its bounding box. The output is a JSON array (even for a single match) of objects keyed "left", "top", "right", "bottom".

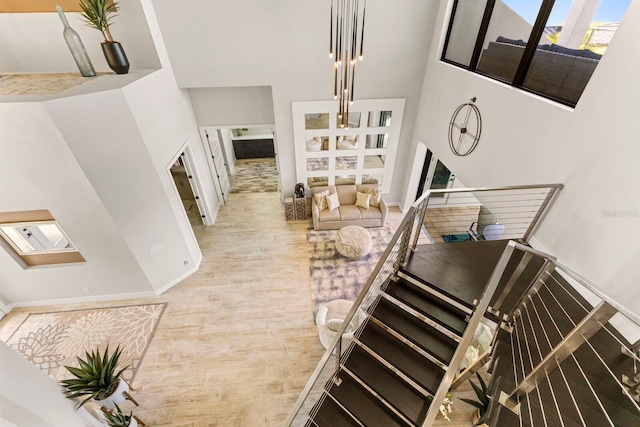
[{"left": 311, "top": 184, "right": 388, "bottom": 230}]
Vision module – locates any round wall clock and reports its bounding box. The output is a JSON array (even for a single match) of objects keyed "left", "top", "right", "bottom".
[{"left": 449, "top": 97, "right": 482, "bottom": 156}]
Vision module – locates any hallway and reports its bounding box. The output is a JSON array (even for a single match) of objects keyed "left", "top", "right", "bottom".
[{"left": 0, "top": 192, "right": 322, "bottom": 426}]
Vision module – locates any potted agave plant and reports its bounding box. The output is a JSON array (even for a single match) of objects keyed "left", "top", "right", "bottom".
[
  {"left": 60, "top": 344, "right": 130, "bottom": 409},
  {"left": 102, "top": 404, "right": 138, "bottom": 427},
  {"left": 460, "top": 373, "right": 490, "bottom": 426},
  {"left": 79, "top": 0, "right": 129, "bottom": 74}
]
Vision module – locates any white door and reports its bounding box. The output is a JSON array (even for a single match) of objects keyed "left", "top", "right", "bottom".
[{"left": 206, "top": 131, "right": 230, "bottom": 203}]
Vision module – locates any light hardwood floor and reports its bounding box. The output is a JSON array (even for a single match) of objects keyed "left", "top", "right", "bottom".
[{"left": 0, "top": 193, "right": 477, "bottom": 426}]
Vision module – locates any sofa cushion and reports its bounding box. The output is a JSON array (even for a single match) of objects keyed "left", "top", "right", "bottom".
[
  {"left": 326, "top": 192, "right": 340, "bottom": 211},
  {"left": 313, "top": 190, "right": 329, "bottom": 211},
  {"left": 340, "top": 205, "right": 362, "bottom": 221},
  {"left": 319, "top": 206, "right": 341, "bottom": 222},
  {"left": 360, "top": 187, "right": 381, "bottom": 207},
  {"left": 336, "top": 185, "right": 357, "bottom": 205},
  {"left": 355, "top": 192, "right": 371, "bottom": 209},
  {"left": 360, "top": 206, "right": 382, "bottom": 219}
]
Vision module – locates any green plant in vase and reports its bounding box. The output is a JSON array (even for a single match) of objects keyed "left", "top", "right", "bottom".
[
  {"left": 460, "top": 373, "right": 490, "bottom": 426},
  {"left": 79, "top": 0, "right": 129, "bottom": 74},
  {"left": 60, "top": 344, "right": 129, "bottom": 409},
  {"left": 103, "top": 404, "right": 137, "bottom": 427}
]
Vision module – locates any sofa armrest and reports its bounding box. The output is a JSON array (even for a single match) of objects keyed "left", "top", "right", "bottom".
[
  {"left": 311, "top": 198, "right": 320, "bottom": 230},
  {"left": 379, "top": 198, "right": 388, "bottom": 226}
]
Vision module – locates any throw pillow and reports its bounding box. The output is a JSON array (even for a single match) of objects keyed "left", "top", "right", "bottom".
[
  {"left": 355, "top": 191, "right": 371, "bottom": 209},
  {"left": 326, "top": 318, "right": 343, "bottom": 332},
  {"left": 326, "top": 192, "right": 341, "bottom": 211},
  {"left": 313, "top": 190, "right": 329, "bottom": 211},
  {"left": 362, "top": 187, "right": 381, "bottom": 207}
]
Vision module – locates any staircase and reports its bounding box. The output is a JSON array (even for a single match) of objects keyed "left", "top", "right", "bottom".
[
  {"left": 487, "top": 268, "right": 640, "bottom": 426},
  {"left": 284, "top": 184, "right": 640, "bottom": 426},
  {"left": 306, "top": 240, "right": 542, "bottom": 427}
]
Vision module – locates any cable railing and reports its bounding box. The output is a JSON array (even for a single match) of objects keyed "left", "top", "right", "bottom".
[
  {"left": 491, "top": 243, "right": 640, "bottom": 426},
  {"left": 412, "top": 184, "right": 563, "bottom": 246},
  {"left": 283, "top": 183, "right": 564, "bottom": 427}
]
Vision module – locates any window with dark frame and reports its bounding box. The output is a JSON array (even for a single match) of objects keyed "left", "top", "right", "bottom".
[{"left": 442, "top": 0, "right": 630, "bottom": 107}]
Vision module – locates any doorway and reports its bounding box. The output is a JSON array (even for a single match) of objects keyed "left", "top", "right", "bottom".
[
  {"left": 202, "top": 129, "right": 230, "bottom": 203},
  {"left": 200, "top": 124, "right": 281, "bottom": 198},
  {"left": 416, "top": 150, "right": 456, "bottom": 200},
  {"left": 169, "top": 152, "right": 206, "bottom": 227}
]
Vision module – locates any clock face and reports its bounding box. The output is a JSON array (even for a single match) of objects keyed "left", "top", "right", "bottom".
[{"left": 449, "top": 99, "right": 481, "bottom": 156}]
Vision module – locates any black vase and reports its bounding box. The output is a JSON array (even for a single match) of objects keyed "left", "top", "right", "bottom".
[{"left": 101, "top": 41, "right": 130, "bottom": 74}]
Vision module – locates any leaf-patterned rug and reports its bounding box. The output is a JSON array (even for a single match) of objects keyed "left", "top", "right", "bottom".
[{"left": 4, "top": 303, "right": 165, "bottom": 383}]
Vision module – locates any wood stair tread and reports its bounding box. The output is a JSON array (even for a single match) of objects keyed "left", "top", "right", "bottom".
[
  {"left": 385, "top": 278, "right": 468, "bottom": 337},
  {"left": 345, "top": 344, "right": 429, "bottom": 425},
  {"left": 312, "top": 394, "right": 360, "bottom": 427},
  {"left": 372, "top": 297, "right": 458, "bottom": 364},
  {"left": 358, "top": 321, "right": 445, "bottom": 395},
  {"left": 329, "top": 372, "right": 411, "bottom": 427},
  {"left": 403, "top": 240, "right": 510, "bottom": 308}
]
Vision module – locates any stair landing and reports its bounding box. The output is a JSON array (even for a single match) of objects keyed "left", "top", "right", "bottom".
[{"left": 404, "top": 240, "right": 510, "bottom": 308}]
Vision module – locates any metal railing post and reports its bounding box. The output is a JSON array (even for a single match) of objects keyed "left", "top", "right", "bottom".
[
  {"left": 522, "top": 185, "right": 563, "bottom": 241},
  {"left": 335, "top": 337, "right": 342, "bottom": 375},
  {"left": 421, "top": 241, "right": 518, "bottom": 427},
  {"left": 410, "top": 192, "right": 431, "bottom": 252}
]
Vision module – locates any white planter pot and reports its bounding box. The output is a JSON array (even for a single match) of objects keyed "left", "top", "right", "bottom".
[
  {"left": 94, "top": 378, "right": 129, "bottom": 410},
  {"left": 128, "top": 417, "right": 138, "bottom": 427}
]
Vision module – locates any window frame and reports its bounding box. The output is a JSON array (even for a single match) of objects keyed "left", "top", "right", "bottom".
[
  {"left": 0, "top": 210, "right": 85, "bottom": 268},
  {"left": 440, "top": 0, "right": 590, "bottom": 108}
]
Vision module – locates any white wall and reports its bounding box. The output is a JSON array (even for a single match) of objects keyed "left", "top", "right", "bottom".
[
  {"left": 219, "top": 128, "right": 236, "bottom": 174},
  {"left": 0, "top": 0, "right": 214, "bottom": 307},
  {"left": 411, "top": 0, "right": 640, "bottom": 314},
  {"left": 45, "top": 86, "right": 200, "bottom": 294},
  {"left": 0, "top": 1, "right": 160, "bottom": 73},
  {"left": 1, "top": 342, "right": 86, "bottom": 426},
  {"left": 0, "top": 102, "right": 153, "bottom": 305},
  {"left": 188, "top": 86, "right": 275, "bottom": 125},
  {"left": 151, "top": 0, "right": 440, "bottom": 201}
]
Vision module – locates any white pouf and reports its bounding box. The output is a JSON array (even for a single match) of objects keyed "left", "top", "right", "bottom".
[{"left": 335, "top": 225, "right": 373, "bottom": 259}]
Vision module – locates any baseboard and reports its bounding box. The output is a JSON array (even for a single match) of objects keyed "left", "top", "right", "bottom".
[
  {"left": 6, "top": 253, "right": 202, "bottom": 311},
  {"left": 8, "top": 290, "right": 158, "bottom": 310},
  {"left": 153, "top": 251, "right": 202, "bottom": 295}
]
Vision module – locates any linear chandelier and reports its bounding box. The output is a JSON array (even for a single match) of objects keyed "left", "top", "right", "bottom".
[{"left": 329, "top": 0, "right": 366, "bottom": 128}]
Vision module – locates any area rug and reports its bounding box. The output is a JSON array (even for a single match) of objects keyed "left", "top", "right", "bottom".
[
  {"left": 4, "top": 303, "right": 166, "bottom": 383},
  {"left": 0, "top": 73, "right": 105, "bottom": 96},
  {"left": 230, "top": 158, "right": 279, "bottom": 193},
  {"left": 308, "top": 225, "right": 395, "bottom": 318}
]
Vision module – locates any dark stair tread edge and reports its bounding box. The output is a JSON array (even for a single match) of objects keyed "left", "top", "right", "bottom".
[
  {"left": 398, "top": 267, "right": 476, "bottom": 311},
  {"left": 385, "top": 279, "right": 469, "bottom": 336},
  {"left": 396, "top": 270, "right": 474, "bottom": 315},
  {"left": 344, "top": 344, "right": 430, "bottom": 425},
  {"left": 329, "top": 372, "right": 411, "bottom": 427},
  {"left": 312, "top": 393, "right": 361, "bottom": 427},
  {"left": 371, "top": 297, "right": 458, "bottom": 364},
  {"left": 358, "top": 323, "right": 445, "bottom": 395}
]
